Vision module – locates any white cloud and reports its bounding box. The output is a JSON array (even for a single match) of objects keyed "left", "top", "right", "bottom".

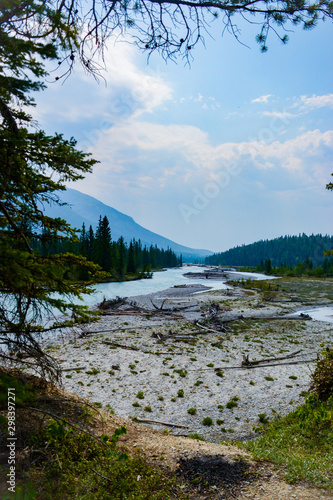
[
  {"left": 300, "top": 93, "right": 333, "bottom": 110},
  {"left": 262, "top": 111, "right": 296, "bottom": 119},
  {"left": 35, "top": 41, "right": 172, "bottom": 124},
  {"left": 91, "top": 119, "right": 333, "bottom": 193},
  {"left": 251, "top": 94, "right": 272, "bottom": 104}
]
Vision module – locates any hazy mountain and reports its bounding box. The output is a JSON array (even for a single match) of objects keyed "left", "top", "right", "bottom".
[{"left": 46, "top": 188, "right": 213, "bottom": 261}]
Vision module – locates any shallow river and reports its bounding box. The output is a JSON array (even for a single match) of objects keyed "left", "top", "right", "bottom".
[
  {"left": 78, "top": 266, "right": 227, "bottom": 306},
  {"left": 47, "top": 266, "right": 333, "bottom": 325}
]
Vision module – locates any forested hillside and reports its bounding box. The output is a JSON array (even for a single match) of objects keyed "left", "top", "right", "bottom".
[
  {"left": 32, "top": 215, "right": 181, "bottom": 281},
  {"left": 206, "top": 234, "right": 333, "bottom": 267}
]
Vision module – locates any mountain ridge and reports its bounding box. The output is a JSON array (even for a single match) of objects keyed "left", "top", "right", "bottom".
[{"left": 46, "top": 188, "right": 213, "bottom": 261}]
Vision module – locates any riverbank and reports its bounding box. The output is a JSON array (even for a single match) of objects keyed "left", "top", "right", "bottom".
[{"left": 45, "top": 275, "right": 333, "bottom": 443}]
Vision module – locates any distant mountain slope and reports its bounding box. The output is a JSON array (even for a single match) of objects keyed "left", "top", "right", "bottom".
[
  {"left": 206, "top": 233, "right": 333, "bottom": 267},
  {"left": 46, "top": 188, "right": 212, "bottom": 261}
]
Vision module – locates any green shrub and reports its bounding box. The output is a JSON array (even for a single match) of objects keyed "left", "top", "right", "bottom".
[
  {"left": 136, "top": 391, "right": 144, "bottom": 399},
  {"left": 226, "top": 397, "right": 239, "bottom": 410},
  {"left": 0, "top": 373, "right": 36, "bottom": 407},
  {"left": 202, "top": 417, "right": 213, "bottom": 426},
  {"left": 177, "top": 389, "right": 184, "bottom": 398},
  {"left": 295, "top": 393, "right": 333, "bottom": 437},
  {"left": 85, "top": 368, "right": 99, "bottom": 375},
  {"left": 173, "top": 369, "right": 187, "bottom": 378},
  {"left": 187, "top": 408, "right": 197, "bottom": 415},
  {"left": 258, "top": 413, "right": 269, "bottom": 424},
  {"left": 310, "top": 347, "right": 333, "bottom": 401}
]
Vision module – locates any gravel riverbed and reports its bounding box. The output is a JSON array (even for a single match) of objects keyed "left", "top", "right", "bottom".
[{"left": 45, "top": 278, "right": 333, "bottom": 443}]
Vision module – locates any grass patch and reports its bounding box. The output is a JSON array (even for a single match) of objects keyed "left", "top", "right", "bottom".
[
  {"left": 14, "top": 422, "right": 187, "bottom": 499},
  {"left": 241, "top": 394, "right": 333, "bottom": 490},
  {"left": 0, "top": 369, "right": 188, "bottom": 500},
  {"left": 188, "top": 433, "right": 204, "bottom": 441}
]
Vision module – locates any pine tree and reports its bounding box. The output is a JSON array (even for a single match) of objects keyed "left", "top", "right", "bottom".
[
  {"left": 0, "top": 8, "right": 103, "bottom": 381},
  {"left": 116, "top": 236, "right": 126, "bottom": 280},
  {"left": 127, "top": 241, "right": 136, "bottom": 274},
  {"left": 94, "top": 216, "right": 112, "bottom": 271}
]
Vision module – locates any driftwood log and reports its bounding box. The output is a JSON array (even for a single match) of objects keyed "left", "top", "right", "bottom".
[
  {"left": 102, "top": 340, "right": 139, "bottom": 351},
  {"left": 61, "top": 366, "right": 86, "bottom": 372},
  {"left": 133, "top": 418, "right": 189, "bottom": 429},
  {"left": 152, "top": 331, "right": 196, "bottom": 342},
  {"left": 241, "top": 349, "right": 302, "bottom": 367},
  {"left": 194, "top": 322, "right": 232, "bottom": 334}
]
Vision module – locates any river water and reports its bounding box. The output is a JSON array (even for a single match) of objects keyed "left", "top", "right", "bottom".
[
  {"left": 78, "top": 266, "right": 281, "bottom": 306},
  {"left": 297, "top": 306, "right": 333, "bottom": 323},
  {"left": 77, "top": 266, "right": 227, "bottom": 306}
]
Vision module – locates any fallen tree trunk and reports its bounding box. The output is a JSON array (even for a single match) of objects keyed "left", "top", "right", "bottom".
[
  {"left": 194, "top": 322, "right": 232, "bottom": 334},
  {"left": 79, "top": 326, "right": 143, "bottom": 337},
  {"left": 241, "top": 349, "right": 302, "bottom": 367},
  {"left": 102, "top": 341, "right": 139, "bottom": 351},
  {"left": 133, "top": 418, "right": 189, "bottom": 429},
  {"left": 152, "top": 331, "right": 196, "bottom": 342},
  {"left": 250, "top": 313, "right": 311, "bottom": 321},
  {"left": 61, "top": 366, "right": 86, "bottom": 372},
  {"left": 188, "top": 355, "right": 315, "bottom": 371},
  {"left": 238, "top": 358, "right": 316, "bottom": 369},
  {"left": 211, "top": 358, "right": 316, "bottom": 370}
]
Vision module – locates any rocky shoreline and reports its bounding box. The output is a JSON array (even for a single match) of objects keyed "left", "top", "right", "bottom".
[{"left": 45, "top": 275, "right": 333, "bottom": 443}]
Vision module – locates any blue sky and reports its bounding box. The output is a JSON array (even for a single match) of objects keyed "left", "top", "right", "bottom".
[{"left": 35, "top": 17, "right": 333, "bottom": 252}]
